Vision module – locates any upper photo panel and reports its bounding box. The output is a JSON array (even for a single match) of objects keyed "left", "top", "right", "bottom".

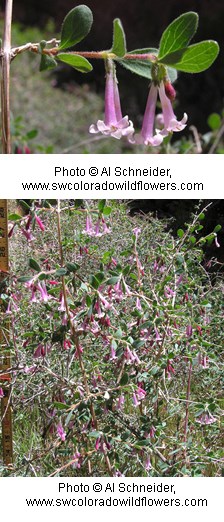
[{"left": 0, "top": 0, "right": 223, "bottom": 154}]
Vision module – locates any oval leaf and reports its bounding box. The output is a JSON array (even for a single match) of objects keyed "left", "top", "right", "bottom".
[
  {"left": 59, "top": 5, "right": 93, "bottom": 50},
  {"left": 160, "top": 41, "right": 219, "bottom": 73},
  {"left": 8, "top": 213, "right": 22, "bottom": 221},
  {"left": 119, "top": 48, "right": 158, "bottom": 79},
  {"left": 17, "top": 275, "right": 33, "bottom": 283},
  {"left": 65, "top": 261, "right": 80, "bottom": 272},
  {"left": 55, "top": 268, "right": 68, "bottom": 276},
  {"left": 29, "top": 258, "right": 41, "bottom": 272},
  {"left": 207, "top": 113, "right": 221, "bottom": 131},
  {"left": 158, "top": 12, "right": 199, "bottom": 60},
  {"left": 112, "top": 18, "right": 127, "bottom": 58},
  {"left": 57, "top": 53, "right": 92, "bottom": 73}
]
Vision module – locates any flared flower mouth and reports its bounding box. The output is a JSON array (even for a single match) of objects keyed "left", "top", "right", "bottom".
[
  {"left": 158, "top": 81, "right": 188, "bottom": 134},
  {"left": 89, "top": 115, "right": 134, "bottom": 140}
]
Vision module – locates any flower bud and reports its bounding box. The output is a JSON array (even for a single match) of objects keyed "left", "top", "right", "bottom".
[{"left": 164, "top": 81, "right": 176, "bottom": 101}]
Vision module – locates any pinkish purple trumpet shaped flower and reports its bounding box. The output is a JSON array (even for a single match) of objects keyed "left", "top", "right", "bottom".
[
  {"left": 89, "top": 60, "right": 134, "bottom": 141},
  {"left": 137, "top": 80, "right": 187, "bottom": 146}
]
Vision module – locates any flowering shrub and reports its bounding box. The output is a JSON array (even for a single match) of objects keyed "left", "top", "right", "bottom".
[
  {"left": 1, "top": 200, "right": 223, "bottom": 476},
  {"left": 0, "top": 5, "right": 220, "bottom": 153}
]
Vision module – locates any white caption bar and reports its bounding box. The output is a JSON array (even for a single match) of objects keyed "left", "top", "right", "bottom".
[
  {"left": 0, "top": 477, "right": 222, "bottom": 522},
  {"left": 0, "top": 154, "right": 224, "bottom": 199}
]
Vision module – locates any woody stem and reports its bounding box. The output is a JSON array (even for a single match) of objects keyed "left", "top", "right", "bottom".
[{"left": 1, "top": 0, "right": 13, "bottom": 153}]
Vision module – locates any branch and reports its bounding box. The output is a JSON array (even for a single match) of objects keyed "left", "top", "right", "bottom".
[{"left": 1, "top": 0, "right": 13, "bottom": 153}]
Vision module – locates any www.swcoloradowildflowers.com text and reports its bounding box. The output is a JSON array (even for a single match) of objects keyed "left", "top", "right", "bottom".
[
  {"left": 25, "top": 496, "right": 208, "bottom": 508},
  {"left": 21, "top": 180, "right": 203, "bottom": 192}
]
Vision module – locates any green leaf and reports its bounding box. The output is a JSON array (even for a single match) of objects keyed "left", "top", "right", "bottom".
[
  {"left": 88, "top": 431, "right": 102, "bottom": 438},
  {"left": 66, "top": 262, "right": 80, "bottom": 272},
  {"left": 207, "top": 113, "right": 221, "bottom": 131},
  {"left": 29, "top": 258, "right": 41, "bottom": 272},
  {"left": 90, "top": 275, "right": 100, "bottom": 289},
  {"left": 120, "top": 373, "right": 129, "bottom": 385},
  {"left": 160, "top": 41, "right": 219, "bottom": 73},
  {"left": 40, "top": 53, "right": 57, "bottom": 72},
  {"left": 86, "top": 295, "right": 92, "bottom": 307},
  {"left": 17, "top": 275, "right": 32, "bottom": 283},
  {"left": 177, "top": 229, "right": 184, "bottom": 238},
  {"left": 112, "top": 18, "right": 127, "bottom": 58},
  {"left": 115, "top": 328, "right": 123, "bottom": 339},
  {"left": 134, "top": 439, "right": 151, "bottom": 447},
  {"left": 18, "top": 200, "right": 32, "bottom": 211},
  {"left": 65, "top": 410, "right": 74, "bottom": 426},
  {"left": 119, "top": 48, "right": 158, "bottom": 79},
  {"left": 57, "top": 53, "right": 92, "bottom": 73},
  {"left": 59, "top": 5, "right": 93, "bottom": 50},
  {"left": 103, "top": 206, "right": 112, "bottom": 216},
  {"left": 98, "top": 200, "right": 106, "bottom": 212},
  {"left": 132, "top": 340, "right": 145, "bottom": 349},
  {"left": 95, "top": 272, "right": 105, "bottom": 284},
  {"left": 53, "top": 402, "right": 68, "bottom": 410},
  {"left": 106, "top": 276, "right": 120, "bottom": 285},
  {"left": 158, "top": 12, "right": 199, "bottom": 60},
  {"left": 166, "top": 67, "right": 178, "bottom": 84},
  {"left": 214, "top": 224, "right": 222, "bottom": 233},
  {"left": 8, "top": 213, "right": 22, "bottom": 221},
  {"left": 55, "top": 268, "right": 68, "bottom": 276},
  {"left": 25, "top": 129, "right": 38, "bottom": 140}
]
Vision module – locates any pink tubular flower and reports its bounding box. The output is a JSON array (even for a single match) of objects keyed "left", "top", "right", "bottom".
[
  {"left": 89, "top": 60, "right": 134, "bottom": 141},
  {"left": 136, "top": 297, "right": 142, "bottom": 311},
  {"left": 138, "top": 83, "right": 163, "bottom": 146},
  {"left": 72, "top": 451, "right": 82, "bottom": 469},
  {"left": 137, "top": 80, "right": 187, "bottom": 146},
  {"left": 21, "top": 227, "right": 34, "bottom": 241},
  {"left": 37, "top": 282, "right": 50, "bottom": 303},
  {"left": 186, "top": 324, "right": 193, "bottom": 338},
  {"left": 166, "top": 360, "right": 175, "bottom": 379},
  {"left": 133, "top": 227, "right": 141, "bottom": 239},
  {"left": 57, "top": 423, "right": 66, "bottom": 441},
  {"left": 35, "top": 214, "right": 45, "bottom": 232},
  {"left": 63, "top": 339, "right": 72, "bottom": 350},
  {"left": 58, "top": 293, "right": 66, "bottom": 312},
  {"left": 196, "top": 412, "right": 217, "bottom": 425},
  {"left": 0, "top": 387, "right": 4, "bottom": 398},
  {"left": 198, "top": 354, "right": 209, "bottom": 368},
  {"left": 110, "top": 344, "right": 117, "bottom": 360},
  {"left": 83, "top": 215, "right": 94, "bottom": 235},
  {"left": 136, "top": 386, "right": 146, "bottom": 400},
  {"left": 133, "top": 393, "right": 140, "bottom": 407},
  {"left": 159, "top": 81, "right": 188, "bottom": 134},
  {"left": 164, "top": 286, "right": 175, "bottom": 298},
  {"left": 154, "top": 327, "right": 162, "bottom": 341},
  {"left": 83, "top": 215, "right": 111, "bottom": 237},
  {"left": 144, "top": 455, "right": 152, "bottom": 471},
  {"left": 116, "top": 394, "right": 125, "bottom": 410},
  {"left": 33, "top": 343, "right": 50, "bottom": 358}
]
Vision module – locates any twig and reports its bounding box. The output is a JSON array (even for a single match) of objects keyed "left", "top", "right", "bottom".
[
  {"left": 189, "top": 125, "right": 202, "bottom": 154},
  {"left": 1, "top": 0, "right": 13, "bottom": 153},
  {"left": 183, "top": 361, "right": 192, "bottom": 463},
  {"left": 208, "top": 118, "right": 224, "bottom": 154}
]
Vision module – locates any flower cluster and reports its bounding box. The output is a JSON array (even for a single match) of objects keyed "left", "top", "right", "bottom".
[{"left": 90, "top": 60, "right": 187, "bottom": 147}]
